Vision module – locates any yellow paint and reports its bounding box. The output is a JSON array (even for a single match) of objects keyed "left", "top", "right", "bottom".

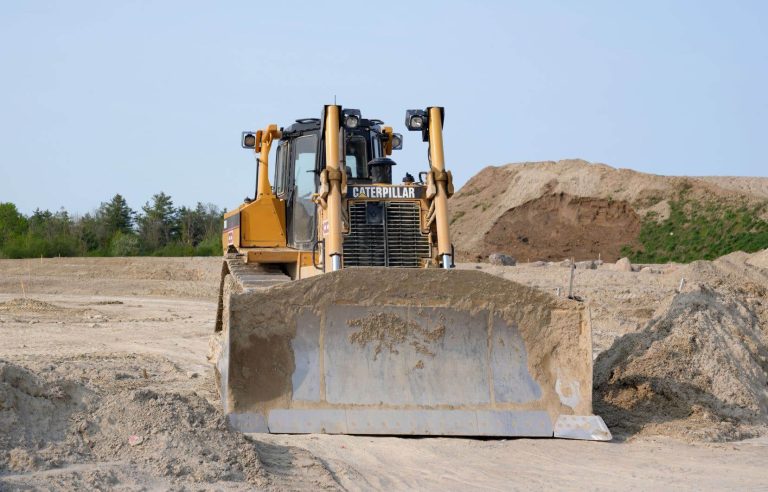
[
  {"left": 256, "top": 124, "right": 282, "bottom": 199},
  {"left": 222, "top": 104, "right": 450, "bottom": 272},
  {"left": 246, "top": 248, "right": 297, "bottom": 264},
  {"left": 324, "top": 105, "right": 343, "bottom": 263},
  {"left": 298, "top": 251, "right": 318, "bottom": 268},
  {"left": 428, "top": 106, "right": 452, "bottom": 257},
  {"left": 241, "top": 195, "right": 286, "bottom": 247},
  {"left": 382, "top": 126, "right": 394, "bottom": 155},
  {"left": 221, "top": 195, "right": 286, "bottom": 252}
]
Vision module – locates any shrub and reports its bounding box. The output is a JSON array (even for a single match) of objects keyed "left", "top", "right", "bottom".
[
  {"left": 622, "top": 195, "right": 768, "bottom": 263},
  {"left": 110, "top": 231, "right": 140, "bottom": 256}
]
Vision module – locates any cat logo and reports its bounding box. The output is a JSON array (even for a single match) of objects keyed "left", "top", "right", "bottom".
[{"left": 347, "top": 185, "right": 423, "bottom": 199}]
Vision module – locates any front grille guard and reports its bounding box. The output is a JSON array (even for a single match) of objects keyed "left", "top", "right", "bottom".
[{"left": 343, "top": 201, "right": 431, "bottom": 267}]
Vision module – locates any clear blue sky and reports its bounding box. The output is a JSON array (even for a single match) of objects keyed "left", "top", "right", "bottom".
[{"left": 1, "top": 1, "right": 766, "bottom": 215}]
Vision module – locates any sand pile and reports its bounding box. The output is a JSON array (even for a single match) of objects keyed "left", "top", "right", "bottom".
[
  {"left": 746, "top": 248, "right": 768, "bottom": 270},
  {"left": 0, "top": 360, "right": 267, "bottom": 487},
  {"left": 470, "top": 192, "right": 642, "bottom": 262},
  {"left": 0, "top": 298, "right": 65, "bottom": 313},
  {"left": 0, "top": 361, "right": 91, "bottom": 471},
  {"left": 595, "top": 257, "right": 768, "bottom": 441},
  {"left": 74, "top": 389, "right": 265, "bottom": 485},
  {"left": 0, "top": 298, "right": 102, "bottom": 323},
  {"left": 449, "top": 159, "right": 768, "bottom": 261}
]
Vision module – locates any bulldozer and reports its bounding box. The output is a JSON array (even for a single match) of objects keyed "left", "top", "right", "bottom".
[{"left": 210, "top": 104, "right": 610, "bottom": 440}]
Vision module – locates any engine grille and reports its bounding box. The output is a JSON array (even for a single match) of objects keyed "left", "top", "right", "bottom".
[{"left": 343, "top": 201, "right": 431, "bottom": 268}]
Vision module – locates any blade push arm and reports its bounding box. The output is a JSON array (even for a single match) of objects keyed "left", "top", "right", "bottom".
[
  {"left": 405, "top": 106, "right": 455, "bottom": 268},
  {"left": 323, "top": 105, "right": 344, "bottom": 271}
]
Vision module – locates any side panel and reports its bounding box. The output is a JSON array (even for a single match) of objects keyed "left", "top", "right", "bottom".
[
  {"left": 240, "top": 196, "right": 287, "bottom": 248},
  {"left": 222, "top": 211, "right": 241, "bottom": 251}
]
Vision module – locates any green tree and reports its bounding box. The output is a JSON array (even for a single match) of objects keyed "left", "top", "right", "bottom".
[
  {"left": 99, "top": 194, "right": 134, "bottom": 236},
  {"left": 14, "top": 208, "right": 79, "bottom": 257},
  {"left": 138, "top": 192, "right": 178, "bottom": 251},
  {"left": 0, "top": 202, "right": 27, "bottom": 247},
  {"left": 0, "top": 196, "right": 223, "bottom": 259},
  {"left": 178, "top": 202, "right": 223, "bottom": 247},
  {"left": 76, "top": 212, "right": 106, "bottom": 253},
  {"left": 28, "top": 208, "right": 74, "bottom": 242}
]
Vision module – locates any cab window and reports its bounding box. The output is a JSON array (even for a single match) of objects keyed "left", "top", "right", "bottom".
[
  {"left": 274, "top": 141, "right": 287, "bottom": 195},
  {"left": 370, "top": 132, "right": 382, "bottom": 160},
  {"left": 290, "top": 135, "right": 317, "bottom": 246},
  {"left": 345, "top": 135, "right": 368, "bottom": 179}
]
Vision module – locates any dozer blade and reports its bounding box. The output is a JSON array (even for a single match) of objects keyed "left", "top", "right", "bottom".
[{"left": 210, "top": 265, "right": 610, "bottom": 440}]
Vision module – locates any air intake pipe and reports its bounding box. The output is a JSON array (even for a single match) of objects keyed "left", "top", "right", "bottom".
[{"left": 367, "top": 157, "right": 397, "bottom": 184}]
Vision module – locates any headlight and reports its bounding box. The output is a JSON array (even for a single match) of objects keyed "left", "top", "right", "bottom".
[
  {"left": 342, "top": 108, "right": 362, "bottom": 129},
  {"left": 391, "top": 133, "right": 403, "bottom": 150},
  {"left": 405, "top": 109, "right": 428, "bottom": 131},
  {"left": 344, "top": 115, "right": 359, "bottom": 129},
  {"left": 241, "top": 131, "right": 257, "bottom": 148}
]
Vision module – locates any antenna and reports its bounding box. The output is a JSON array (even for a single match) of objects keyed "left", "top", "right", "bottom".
[{"left": 334, "top": 95, "right": 336, "bottom": 105}]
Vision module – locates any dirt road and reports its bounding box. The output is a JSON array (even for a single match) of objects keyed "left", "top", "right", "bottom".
[{"left": 1, "top": 257, "right": 766, "bottom": 490}]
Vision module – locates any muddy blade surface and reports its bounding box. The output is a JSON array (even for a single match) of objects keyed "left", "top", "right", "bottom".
[{"left": 212, "top": 267, "right": 608, "bottom": 439}]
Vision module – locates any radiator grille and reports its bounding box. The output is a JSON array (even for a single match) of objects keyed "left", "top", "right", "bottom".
[{"left": 343, "top": 201, "right": 431, "bottom": 268}]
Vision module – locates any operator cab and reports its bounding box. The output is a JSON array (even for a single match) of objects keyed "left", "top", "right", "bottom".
[
  {"left": 343, "top": 122, "right": 385, "bottom": 181},
  {"left": 267, "top": 111, "right": 400, "bottom": 250},
  {"left": 274, "top": 115, "right": 390, "bottom": 188}
]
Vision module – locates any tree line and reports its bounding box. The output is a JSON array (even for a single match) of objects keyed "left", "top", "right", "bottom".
[{"left": 0, "top": 193, "right": 224, "bottom": 258}]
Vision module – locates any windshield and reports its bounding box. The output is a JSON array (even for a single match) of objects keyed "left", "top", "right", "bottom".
[
  {"left": 344, "top": 130, "right": 385, "bottom": 180},
  {"left": 345, "top": 135, "right": 368, "bottom": 179}
]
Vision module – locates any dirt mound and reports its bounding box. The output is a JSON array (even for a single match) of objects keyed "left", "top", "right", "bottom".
[
  {"left": 679, "top": 252, "right": 768, "bottom": 301},
  {"left": 746, "top": 248, "right": 768, "bottom": 270},
  {"left": 34, "top": 352, "right": 188, "bottom": 394},
  {"left": 75, "top": 389, "right": 265, "bottom": 485},
  {"left": 0, "top": 297, "right": 103, "bottom": 323},
  {"left": 0, "top": 358, "right": 344, "bottom": 489},
  {"left": 697, "top": 176, "right": 768, "bottom": 201},
  {"left": 0, "top": 298, "right": 65, "bottom": 313},
  {"left": 0, "top": 360, "right": 266, "bottom": 486},
  {"left": 595, "top": 254, "right": 768, "bottom": 441},
  {"left": 480, "top": 193, "right": 641, "bottom": 262},
  {"left": 0, "top": 361, "right": 93, "bottom": 471},
  {"left": 450, "top": 159, "right": 768, "bottom": 261}
]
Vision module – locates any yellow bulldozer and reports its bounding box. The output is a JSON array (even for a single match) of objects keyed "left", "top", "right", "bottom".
[{"left": 210, "top": 104, "right": 610, "bottom": 440}]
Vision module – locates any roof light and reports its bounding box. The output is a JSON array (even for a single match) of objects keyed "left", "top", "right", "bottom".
[
  {"left": 405, "top": 109, "right": 428, "bottom": 131},
  {"left": 241, "top": 131, "right": 257, "bottom": 148},
  {"left": 342, "top": 108, "right": 362, "bottom": 129},
  {"left": 344, "top": 114, "right": 359, "bottom": 129}
]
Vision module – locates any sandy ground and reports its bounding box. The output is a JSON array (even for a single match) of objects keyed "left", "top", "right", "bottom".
[{"left": 1, "top": 257, "right": 767, "bottom": 490}]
